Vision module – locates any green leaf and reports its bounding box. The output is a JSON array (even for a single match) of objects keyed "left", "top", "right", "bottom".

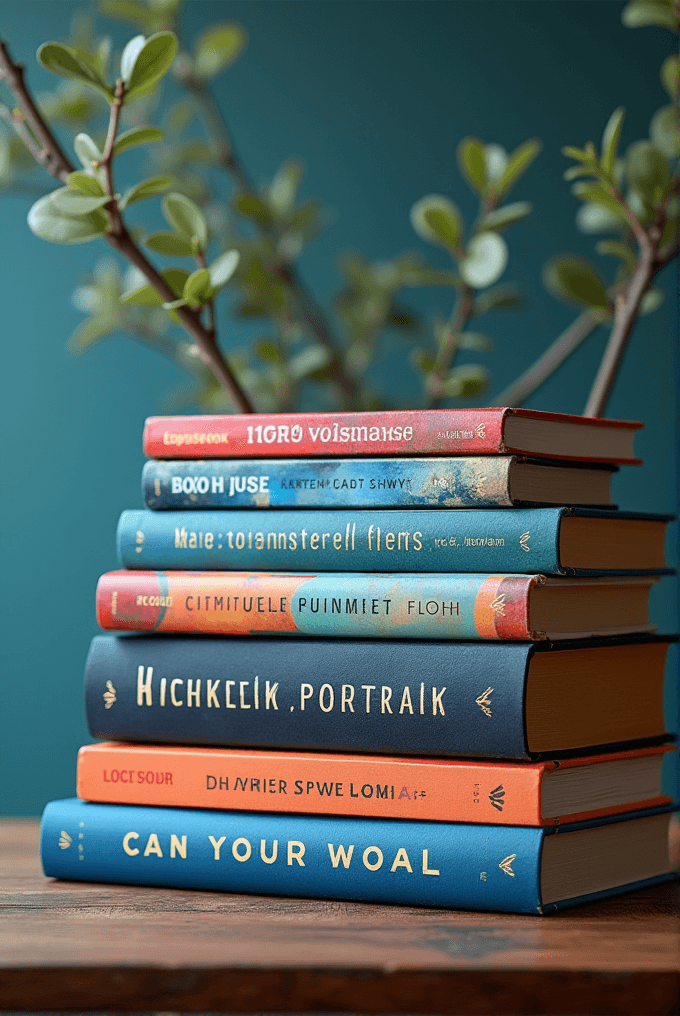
[
  {"left": 460, "top": 232, "right": 508, "bottom": 288},
  {"left": 183, "top": 268, "right": 211, "bottom": 303},
  {"left": 483, "top": 144, "right": 508, "bottom": 183},
  {"left": 625, "top": 140, "right": 671, "bottom": 200},
  {"left": 68, "top": 315, "right": 118, "bottom": 354},
  {"left": 411, "top": 348, "right": 436, "bottom": 373},
  {"left": 571, "top": 182, "right": 629, "bottom": 221},
  {"left": 601, "top": 107, "right": 625, "bottom": 177},
  {"left": 112, "top": 126, "right": 164, "bottom": 157},
  {"left": 457, "top": 137, "right": 486, "bottom": 194},
  {"left": 37, "top": 42, "right": 114, "bottom": 101},
  {"left": 120, "top": 175, "right": 174, "bottom": 208},
  {"left": 125, "top": 32, "right": 178, "bottom": 101},
  {"left": 144, "top": 232, "right": 194, "bottom": 256},
  {"left": 564, "top": 164, "right": 598, "bottom": 181},
  {"left": 233, "top": 192, "right": 274, "bottom": 224},
  {"left": 410, "top": 195, "right": 463, "bottom": 252},
  {"left": 162, "top": 297, "right": 189, "bottom": 310},
  {"left": 459, "top": 332, "right": 492, "bottom": 351},
  {"left": 269, "top": 160, "right": 303, "bottom": 213},
  {"left": 543, "top": 256, "right": 611, "bottom": 309},
  {"left": 480, "top": 201, "right": 532, "bottom": 232},
  {"left": 98, "top": 0, "right": 155, "bottom": 29},
  {"left": 650, "top": 106, "right": 680, "bottom": 159},
  {"left": 52, "top": 190, "right": 110, "bottom": 213},
  {"left": 121, "top": 267, "right": 190, "bottom": 305},
  {"left": 27, "top": 191, "right": 109, "bottom": 244},
  {"left": 68, "top": 171, "right": 105, "bottom": 196},
  {"left": 621, "top": 0, "right": 679, "bottom": 31},
  {"left": 640, "top": 288, "right": 665, "bottom": 314},
  {"left": 661, "top": 55, "right": 680, "bottom": 98},
  {"left": 209, "top": 249, "right": 240, "bottom": 289},
  {"left": 288, "top": 345, "right": 331, "bottom": 380},
  {"left": 576, "top": 202, "right": 625, "bottom": 234},
  {"left": 162, "top": 191, "right": 209, "bottom": 248},
  {"left": 441, "top": 364, "right": 488, "bottom": 398},
  {"left": 193, "top": 23, "right": 247, "bottom": 78},
  {"left": 474, "top": 284, "right": 524, "bottom": 314},
  {"left": 562, "top": 145, "right": 595, "bottom": 164},
  {"left": 74, "top": 133, "right": 102, "bottom": 169},
  {"left": 121, "top": 34, "right": 146, "bottom": 83},
  {"left": 256, "top": 340, "right": 284, "bottom": 364},
  {"left": 494, "top": 139, "right": 541, "bottom": 198},
  {"left": 594, "top": 240, "right": 638, "bottom": 271}
]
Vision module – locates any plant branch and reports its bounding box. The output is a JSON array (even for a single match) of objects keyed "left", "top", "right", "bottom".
[
  {"left": 492, "top": 308, "right": 602, "bottom": 406},
  {"left": 425, "top": 284, "right": 475, "bottom": 408},
  {"left": 0, "top": 40, "right": 74, "bottom": 182},
  {"left": 179, "top": 65, "right": 356, "bottom": 405}
]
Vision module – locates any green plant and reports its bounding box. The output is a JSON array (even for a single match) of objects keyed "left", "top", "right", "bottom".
[{"left": 0, "top": 0, "right": 677, "bottom": 416}]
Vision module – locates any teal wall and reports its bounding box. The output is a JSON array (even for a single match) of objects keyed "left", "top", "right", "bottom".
[{"left": 1, "top": 1, "right": 677, "bottom": 814}]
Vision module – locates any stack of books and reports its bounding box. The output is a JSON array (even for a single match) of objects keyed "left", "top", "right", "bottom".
[{"left": 41, "top": 408, "right": 677, "bottom": 914}]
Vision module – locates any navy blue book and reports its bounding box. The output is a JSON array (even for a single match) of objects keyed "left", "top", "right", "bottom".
[
  {"left": 41, "top": 799, "right": 675, "bottom": 915},
  {"left": 85, "top": 635, "right": 672, "bottom": 760},
  {"left": 117, "top": 508, "right": 671, "bottom": 575}
]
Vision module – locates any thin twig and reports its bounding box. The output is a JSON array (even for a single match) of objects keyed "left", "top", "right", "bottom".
[
  {"left": 425, "top": 284, "right": 475, "bottom": 409},
  {"left": 492, "top": 308, "right": 601, "bottom": 406}
]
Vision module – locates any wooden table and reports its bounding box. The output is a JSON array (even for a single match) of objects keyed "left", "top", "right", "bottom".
[{"left": 1, "top": 819, "right": 678, "bottom": 1014}]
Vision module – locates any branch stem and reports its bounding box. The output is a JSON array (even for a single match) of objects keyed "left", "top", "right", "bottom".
[{"left": 425, "top": 284, "right": 475, "bottom": 409}]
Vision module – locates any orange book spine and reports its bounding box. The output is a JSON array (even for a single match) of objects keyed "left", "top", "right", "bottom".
[{"left": 77, "top": 743, "right": 672, "bottom": 826}]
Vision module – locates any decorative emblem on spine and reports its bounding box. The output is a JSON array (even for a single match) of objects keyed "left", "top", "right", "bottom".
[
  {"left": 59, "top": 831, "right": 72, "bottom": 850},
  {"left": 490, "top": 593, "right": 506, "bottom": 615},
  {"left": 103, "top": 680, "right": 116, "bottom": 709},
  {"left": 476, "top": 423, "right": 486, "bottom": 438},
  {"left": 519, "top": 531, "right": 530, "bottom": 553},
  {"left": 135, "top": 530, "right": 145, "bottom": 554},
  {"left": 488, "top": 785, "right": 505, "bottom": 811},
  {"left": 499, "top": 853, "right": 516, "bottom": 877},
  {"left": 475, "top": 687, "right": 493, "bottom": 718}
]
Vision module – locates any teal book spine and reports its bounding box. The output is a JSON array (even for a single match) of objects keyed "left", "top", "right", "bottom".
[
  {"left": 40, "top": 800, "right": 674, "bottom": 914},
  {"left": 143, "top": 456, "right": 526, "bottom": 509}
]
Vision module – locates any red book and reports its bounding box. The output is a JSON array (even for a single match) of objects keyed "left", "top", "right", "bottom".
[
  {"left": 143, "top": 409, "right": 642, "bottom": 463},
  {"left": 77, "top": 742, "right": 673, "bottom": 827}
]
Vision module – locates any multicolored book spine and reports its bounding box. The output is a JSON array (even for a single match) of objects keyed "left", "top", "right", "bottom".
[
  {"left": 76, "top": 742, "right": 673, "bottom": 827},
  {"left": 96, "top": 570, "right": 544, "bottom": 639},
  {"left": 118, "top": 507, "right": 669, "bottom": 575},
  {"left": 143, "top": 456, "right": 540, "bottom": 509},
  {"left": 143, "top": 409, "right": 642, "bottom": 462},
  {"left": 40, "top": 798, "right": 674, "bottom": 914}
]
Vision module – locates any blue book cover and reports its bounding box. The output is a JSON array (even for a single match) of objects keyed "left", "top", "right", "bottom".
[
  {"left": 40, "top": 799, "right": 674, "bottom": 915},
  {"left": 141, "top": 456, "right": 614, "bottom": 510},
  {"left": 117, "top": 507, "right": 671, "bottom": 575}
]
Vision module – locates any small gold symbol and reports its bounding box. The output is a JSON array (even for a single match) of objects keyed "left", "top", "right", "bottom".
[
  {"left": 489, "top": 785, "right": 505, "bottom": 811},
  {"left": 59, "top": 831, "right": 72, "bottom": 850},
  {"left": 499, "top": 853, "right": 516, "bottom": 877},
  {"left": 103, "top": 680, "right": 116, "bottom": 709},
  {"left": 519, "top": 531, "right": 530, "bottom": 553},
  {"left": 479, "top": 872, "right": 487, "bottom": 881},
  {"left": 475, "top": 687, "right": 493, "bottom": 718},
  {"left": 476, "top": 423, "right": 486, "bottom": 438},
  {"left": 490, "top": 593, "right": 506, "bottom": 615}
]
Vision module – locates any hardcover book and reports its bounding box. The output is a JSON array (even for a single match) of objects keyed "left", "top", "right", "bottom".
[
  {"left": 143, "top": 409, "right": 643, "bottom": 464},
  {"left": 85, "top": 635, "right": 672, "bottom": 758},
  {"left": 76, "top": 742, "right": 674, "bottom": 827},
  {"left": 117, "top": 508, "right": 671, "bottom": 576},
  {"left": 41, "top": 799, "right": 675, "bottom": 915},
  {"left": 142, "top": 456, "right": 617, "bottom": 510},
  {"left": 95, "top": 570, "right": 662, "bottom": 641}
]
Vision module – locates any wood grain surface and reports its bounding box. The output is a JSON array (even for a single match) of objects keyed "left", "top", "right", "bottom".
[{"left": 1, "top": 819, "right": 678, "bottom": 1014}]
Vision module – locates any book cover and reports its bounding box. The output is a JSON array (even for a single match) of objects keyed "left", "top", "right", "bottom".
[
  {"left": 117, "top": 508, "right": 671, "bottom": 576},
  {"left": 40, "top": 799, "right": 674, "bottom": 915},
  {"left": 143, "top": 409, "right": 642, "bottom": 463},
  {"left": 141, "top": 456, "right": 615, "bottom": 510},
  {"left": 76, "top": 742, "right": 673, "bottom": 826},
  {"left": 84, "top": 635, "right": 672, "bottom": 759}
]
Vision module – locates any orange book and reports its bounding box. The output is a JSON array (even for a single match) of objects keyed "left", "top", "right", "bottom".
[{"left": 77, "top": 742, "right": 673, "bottom": 827}]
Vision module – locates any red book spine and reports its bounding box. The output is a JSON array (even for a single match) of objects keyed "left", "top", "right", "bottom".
[{"left": 143, "top": 409, "right": 508, "bottom": 459}]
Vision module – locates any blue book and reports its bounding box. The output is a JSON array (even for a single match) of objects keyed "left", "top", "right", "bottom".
[
  {"left": 141, "top": 456, "right": 616, "bottom": 510},
  {"left": 84, "top": 635, "right": 673, "bottom": 760},
  {"left": 117, "top": 508, "right": 671, "bottom": 575},
  {"left": 41, "top": 799, "right": 675, "bottom": 915}
]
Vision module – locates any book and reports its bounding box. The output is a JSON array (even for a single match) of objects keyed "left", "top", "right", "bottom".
[
  {"left": 142, "top": 409, "right": 643, "bottom": 464},
  {"left": 95, "top": 570, "right": 661, "bottom": 641},
  {"left": 40, "top": 798, "right": 675, "bottom": 914},
  {"left": 85, "top": 634, "right": 672, "bottom": 757},
  {"left": 142, "top": 456, "right": 617, "bottom": 510},
  {"left": 76, "top": 742, "right": 674, "bottom": 827},
  {"left": 117, "top": 508, "right": 671, "bottom": 576}
]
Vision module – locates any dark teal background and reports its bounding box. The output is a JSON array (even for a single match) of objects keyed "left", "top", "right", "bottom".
[{"left": 1, "top": 1, "right": 677, "bottom": 814}]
